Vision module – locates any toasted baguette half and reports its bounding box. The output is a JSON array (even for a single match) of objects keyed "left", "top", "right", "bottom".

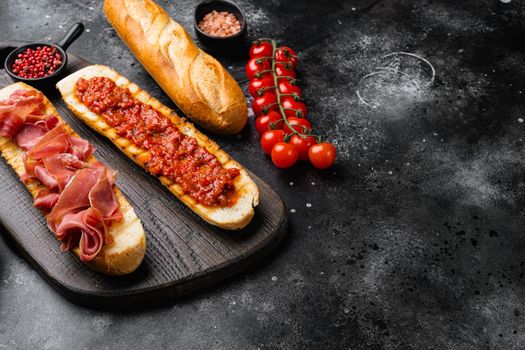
[
  {"left": 0, "top": 82, "right": 146, "bottom": 276},
  {"left": 57, "top": 65, "right": 259, "bottom": 230}
]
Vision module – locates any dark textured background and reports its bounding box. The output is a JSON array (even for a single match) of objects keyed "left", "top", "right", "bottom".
[{"left": 1, "top": 0, "right": 525, "bottom": 349}]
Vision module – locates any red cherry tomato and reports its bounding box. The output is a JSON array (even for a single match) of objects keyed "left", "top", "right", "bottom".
[
  {"left": 281, "top": 96, "right": 307, "bottom": 118},
  {"left": 275, "top": 46, "right": 298, "bottom": 69},
  {"left": 248, "top": 76, "right": 275, "bottom": 98},
  {"left": 275, "top": 63, "right": 296, "bottom": 78},
  {"left": 283, "top": 116, "right": 312, "bottom": 134},
  {"left": 255, "top": 111, "right": 283, "bottom": 134},
  {"left": 252, "top": 92, "right": 278, "bottom": 116},
  {"left": 249, "top": 41, "right": 273, "bottom": 59},
  {"left": 308, "top": 142, "right": 336, "bottom": 169},
  {"left": 277, "top": 79, "right": 302, "bottom": 97},
  {"left": 290, "top": 134, "right": 316, "bottom": 161},
  {"left": 246, "top": 57, "right": 271, "bottom": 80},
  {"left": 271, "top": 142, "right": 299, "bottom": 168},
  {"left": 260, "top": 130, "right": 285, "bottom": 155}
]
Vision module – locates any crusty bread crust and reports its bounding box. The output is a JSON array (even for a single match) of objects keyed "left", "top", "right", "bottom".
[
  {"left": 57, "top": 65, "right": 259, "bottom": 230},
  {"left": 103, "top": 0, "right": 248, "bottom": 135},
  {"left": 0, "top": 82, "right": 146, "bottom": 276}
]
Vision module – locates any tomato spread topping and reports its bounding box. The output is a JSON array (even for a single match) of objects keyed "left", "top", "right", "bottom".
[{"left": 74, "top": 77, "right": 240, "bottom": 207}]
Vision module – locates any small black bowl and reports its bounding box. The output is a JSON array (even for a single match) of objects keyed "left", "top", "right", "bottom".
[
  {"left": 4, "top": 23, "right": 84, "bottom": 88},
  {"left": 194, "top": 0, "right": 247, "bottom": 50}
]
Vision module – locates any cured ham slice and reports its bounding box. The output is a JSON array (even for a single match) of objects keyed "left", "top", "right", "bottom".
[
  {"left": 1, "top": 89, "right": 122, "bottom": 262},
  {"left": 0, "top": 90, "right": 45, "bottom": 138},
  {"left": 27, "top": 123, "right": 69, "bottom": 160},
  {"left": 34, "top": 166, "right": 59, "bottom": 189},
  {"left": 34, "top": 189, "right": 60, "bottom": 209},
  {"left": 68, "top": 136, "right": 94, "bottom": 161},
  {"left": 89, "top": 168, "right": 119, "bottom": 217},
  {"left": 48, "top": 168, "right": 99, "bottom": 233},
  {"left": 15, "top": 123, "right": 47, "bottom": 151},
  {"left": 47, "top": 167, "right": 121, "bottom": 261},
  {"left": 55, "top": 208, "right": 106, "bottom": 261}
]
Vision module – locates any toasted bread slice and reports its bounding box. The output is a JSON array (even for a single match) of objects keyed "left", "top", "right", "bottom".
[
  {"left": 0, "top": 82, "right": 146, "bottom": 276},
  {"left": 57, "top": 65, "right": 259, "bottom": 230}
]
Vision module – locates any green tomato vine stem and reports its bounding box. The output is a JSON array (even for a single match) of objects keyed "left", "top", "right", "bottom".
[{"left": 264, "top": 39, "right": 310, "bottom": 140}]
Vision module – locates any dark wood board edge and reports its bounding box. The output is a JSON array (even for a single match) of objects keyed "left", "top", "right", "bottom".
[{"left": 0, "top": 199, "right": 287, "bottom": 310}]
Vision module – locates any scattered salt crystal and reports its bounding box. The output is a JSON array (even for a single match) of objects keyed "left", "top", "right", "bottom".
[
  {"left": 271, "top": 276, "right": 278, "bottom": 281},
  {"left": 337, "top": 20, "right": 342, "bottom": 25},
  {"left": 320, "top": 271, "right": 325, "bottom": 275},
  {"left": 343, "top": 308, "right": 350, "bottom": 314},
  {"left": 406, "top": 162, "right": 411, "bottom": 166},
  {"left": 290, "top": 209, "right": 296, "bottom": 213},
  {"left": 45, "top": 15, "right": 50, "bottom": 18},
  {"left": 308, "top": 226, "right": 312, "bottom": 229},
  {"left": 89, "top": 6, "right": 95, "bottom": 10},
  {"left": 433, "top": 132, "right": 438, "bottom": 136},
  {"left": 232, "top": 301, "right": 236, "bottom": 305},
  {"left": 351, "top": 7, "right": 356, "bottom": 11},
  {"left": 363, "top": 146, "right": 368, "bottom": 150},
  {"left": 289, "top": 181, "right": 294, "bottom": 186},
  {"left": 311, "top": 182, "right": 315, "bottom": 186},
  {"left": 358, "top": 163, "right": 361, "bottom": 167},
  {"left": 388, "top": 171, "right": 393, "bottom": 175},
  {"left": 518, "top": 118, "right": 524, "bottom": 123},
  {"left": 306, "top": 203, "right": 312, "bottom": 207},
  {"left": 86, "top": 29, "right": 91, "bottom": 33},
  {"left": 500, "top": 0, "right": 511, "bottom": 3}
]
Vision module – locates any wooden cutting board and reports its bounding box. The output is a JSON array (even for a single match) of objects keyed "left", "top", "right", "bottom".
[{"left": 0, "top": 41, "right": 287, "bottom": 309}]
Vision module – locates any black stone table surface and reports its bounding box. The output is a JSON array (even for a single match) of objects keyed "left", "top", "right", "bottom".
[{"left": 1, "top": 0, "right": 524, "bottom": 348}]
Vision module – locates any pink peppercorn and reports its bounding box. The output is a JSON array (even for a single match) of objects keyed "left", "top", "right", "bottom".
[{"left": 11, "top": 45, "right": 63, "bottom": 79}]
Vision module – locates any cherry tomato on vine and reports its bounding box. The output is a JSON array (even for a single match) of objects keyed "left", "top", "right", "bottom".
[
  {"left": 283, "top": 116, "right": 312, "bottom": 134},
  {"left": 290, "top": 134, "right": 317, "bottom": 161},
  {"left": 252, "top": 92, "right": 278, "bottom": 116},
  {"left": 275, "top": 46, "right": 298, "bottom": 69},
  {"left": 275, "top": 63, "right": 296, "bottom": 78},
  {"left": 255, "top": 111, "right": 283, "bottom": 134},
  {"left": 308, "top": 142, "right": 336, "bottom": 169},
  {"left": 246, "top": 57, "right": 271, "bottom": 80},
  {"left": 277, "top": 79, "right": 302, "bottom": 97},
  {"left": 260, "top": 130, "right": 285, "bottom": 155},
  {"left": 271, "top": 142, "right": 299, "bottom": 168},
  {"left": 281, "top": 96, "right": 308, "bottom": 118},
  {"left": 248, "top": 76, "right": 274, "bottom": 98},
  {"left": 249, "top": 41, "right": 273, "bottom": 59}
]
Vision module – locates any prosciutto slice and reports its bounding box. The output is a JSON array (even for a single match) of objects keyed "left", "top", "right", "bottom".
[
  {"left": 2, "top": 90, "right": 122, "bottom": 262},
  {"left": 27, "top": 123, "right": 69, "bottom": 160},
  {"left": 68, "top": 136, "right": 94, "bottom": 161},
  {"left": 48, "top": 168, "right": 100, "bottom": 233},
  {"left": 15, "top": 123, "right": 48, "bottom": 151},
  {"left": 89, "top": 168, "right": 119, "bottom": 218},
  {"left": 34, "top": 189, "right": 60, "bottom": 209},
  {"left": 0, "top": 90, "right": 45, "bottom": 138},
  {"left": 55, "top": 208, "right": 106, "bottom": 261}
]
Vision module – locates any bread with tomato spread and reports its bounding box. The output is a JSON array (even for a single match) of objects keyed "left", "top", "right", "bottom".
[
  {"left": 57, "top": 65, "right": 259, "bottom": 230},
  {"left": 0, "top": 82, "right": 146, "bottom": 276},
  {"left": 103, "top": 0, "right": 248, "bottom": 135}
]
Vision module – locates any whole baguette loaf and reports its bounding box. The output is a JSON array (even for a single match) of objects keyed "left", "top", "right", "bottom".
[
  {"left": 103, "top": 0, "right": 248, "bottom": 135},
  {"left": 57, "top": 65, "right": 259, "bottom": 230},
  {"left": 0, "top": 82, "right": 146, "bottom": 276}
]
